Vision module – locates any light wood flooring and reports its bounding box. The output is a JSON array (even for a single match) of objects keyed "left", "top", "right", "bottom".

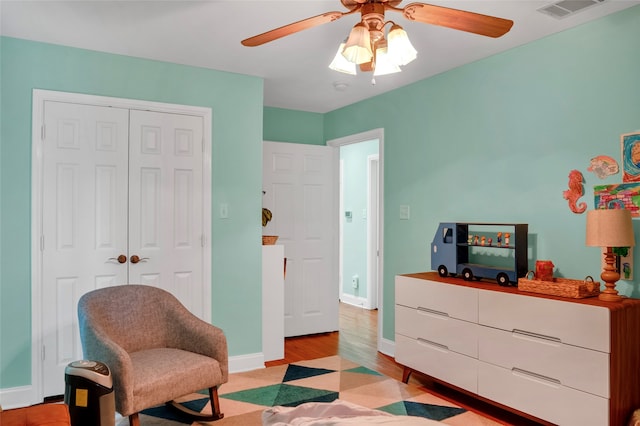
[{"left": 267, "top": 302, "right": 547, "bottom": 426}]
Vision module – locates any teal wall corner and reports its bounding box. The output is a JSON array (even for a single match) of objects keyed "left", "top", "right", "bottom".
[{"left": 263, "top": 107, "right": 324, "bottom": 145}]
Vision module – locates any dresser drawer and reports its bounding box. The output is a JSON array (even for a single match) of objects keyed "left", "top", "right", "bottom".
[
  {"left": 396, "top": 304, "right": 478, "bottom": 357},
  {"left": 478, "top": 362, "right": 608, "bottom": 426},
  {"left": 478, "top": 290, "right": 609, "bottom": 352},
  {"left": 478, "top": 326, "right": 609, "bottom": 397},
  {"left": 395, "top": 334, "right": 478, "bottom": 393},
  {"left": 395, "top": 276, "right": 478, "bottom": 322}
]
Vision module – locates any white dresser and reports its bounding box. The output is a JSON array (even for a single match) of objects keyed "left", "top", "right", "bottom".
[{"left": 395, "top": 272, "right": 640, "bottom": 426}]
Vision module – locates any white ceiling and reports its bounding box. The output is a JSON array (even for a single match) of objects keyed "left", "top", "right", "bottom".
[{"left": 1, "top": 0, "right": 638, "bottom": 113}]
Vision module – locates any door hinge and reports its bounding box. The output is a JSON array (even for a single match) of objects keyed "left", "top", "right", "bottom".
[
  {"left": 42, "top": 345, "right": 46, "bottom": 361},
  {"left": 41, "top": 124, "right": 46, "bottom": 141},
  {"left": 201, "top": 234, "right": 206, "bottom": 248},
  {"left": 41, "top": 235, "right": 45, "bottom": 251}
]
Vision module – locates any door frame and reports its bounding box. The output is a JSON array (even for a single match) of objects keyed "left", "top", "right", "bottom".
[
  {"left": 30, "top": 89, "right": 212, "bottom": 402},
  {"left": 367, "top": 154, "right": 380, "bottom": 310},
  {"left": 327, "top": 129, "right": 384, "bottom": 350}
]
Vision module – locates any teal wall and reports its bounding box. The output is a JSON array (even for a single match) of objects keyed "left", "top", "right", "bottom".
[
  {"left": 324, "top": 6, "right": 640, "bottom": 341},
  {"left": 264, "top": 107, "right": 324, "bottom": 145},
  {"left": 340, "top": 140, "right": 379, "bottom": 298},
  {"left": 0, "top": 37, "right": 264, "bottom": 388}
]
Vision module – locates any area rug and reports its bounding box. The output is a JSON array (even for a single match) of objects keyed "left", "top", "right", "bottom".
[{"left": 119, "top": 356, "right": 499, "bottom": 425}]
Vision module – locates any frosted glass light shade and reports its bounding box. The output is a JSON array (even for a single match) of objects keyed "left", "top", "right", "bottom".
[
  {"left": 342, "top": 23, "right": 373, "bottom": 64},
  {"left": 373, "top": 44, "right": 401, "bottom": 76},
  {"left": 586, "top": 209, "right": 635, "bottom": 248},
  {"left": 329, "top": 42, "right": 357, "bottom": 75},
  {"left": 387, "top": 24, "right": 417, "bottom": 66}
]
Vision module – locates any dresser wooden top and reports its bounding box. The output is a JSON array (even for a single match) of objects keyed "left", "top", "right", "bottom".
[{"left": 400, "top": 271, "right": 640, "bottom": 311}]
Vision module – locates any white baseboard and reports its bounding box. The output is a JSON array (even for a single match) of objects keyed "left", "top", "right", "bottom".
[
  {"left": 228, "top": 352, "right": 265, "bottom": 373},
  {"left": 0, "top": 385, "right": 37, "bottom": 410},
  {"left": 378, "top": 336, "right": 395, "bottom": 358},
  {"left": 340, "top": 293, "right": 371, "bottom": 309}
]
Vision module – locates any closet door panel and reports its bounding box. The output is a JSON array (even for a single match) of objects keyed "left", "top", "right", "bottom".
[{"left": 128, "top": 110, "right": 204, "bottom": 317}]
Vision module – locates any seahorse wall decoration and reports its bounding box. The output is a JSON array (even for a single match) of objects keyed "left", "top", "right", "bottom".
[{"left": 562, "top": 169, "right": 587, "bottom": 214}]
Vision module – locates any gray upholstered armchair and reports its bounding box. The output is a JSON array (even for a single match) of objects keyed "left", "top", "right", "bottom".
[{"left": 78, "top": 284, "right": 228, "bottom": 426}]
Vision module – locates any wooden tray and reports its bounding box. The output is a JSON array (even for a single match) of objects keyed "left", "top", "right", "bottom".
[{"left": 518, "top": 274, "right": 600, "bottom": 299}]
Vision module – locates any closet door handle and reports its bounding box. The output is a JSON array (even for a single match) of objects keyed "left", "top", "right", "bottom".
[
  {"left": 108, "top": 255, "right": 127, "bottom": 264},
  {"left": 130, "top": 255, "right": 149, "bottom": 264}
]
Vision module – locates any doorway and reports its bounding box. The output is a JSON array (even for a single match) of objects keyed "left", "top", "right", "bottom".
[{"left": 327, "top": 129, "right": 384, "bottom": 350}]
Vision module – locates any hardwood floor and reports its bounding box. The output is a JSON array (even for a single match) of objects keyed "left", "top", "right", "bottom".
[
  {"left": 266, "top": 302, "right": 546, "bottom": 426},
  {"left": 265, "top": 301, "right": 403, "bottom": 379}
]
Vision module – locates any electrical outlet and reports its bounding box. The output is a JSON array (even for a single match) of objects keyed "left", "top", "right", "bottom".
[{"left": 352, "top": 275, "right": 359, "bottom": 289}]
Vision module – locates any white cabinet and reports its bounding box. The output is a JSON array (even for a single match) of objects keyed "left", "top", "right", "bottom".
[
  {"left": 395, "top": 272, "right": 640, "bottom": 426},
  {"left": 262, "top": 245, "right": 285, "bottom": 362}
]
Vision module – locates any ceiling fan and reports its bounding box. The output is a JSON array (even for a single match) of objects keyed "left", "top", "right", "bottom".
[{"left": 241, "top": 0, "right": 514, "bottom": 75}]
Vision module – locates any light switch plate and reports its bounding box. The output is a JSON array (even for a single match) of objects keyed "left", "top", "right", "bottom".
[{"left": 399, "top": 205, "right": 410, "bottom": 220}]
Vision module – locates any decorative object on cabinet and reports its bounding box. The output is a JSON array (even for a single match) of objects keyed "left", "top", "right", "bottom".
[
  {"left": 621, "top": 132, "right": 640, "bottom": 182},
  {"left": 535, "top": 260, "right": 554, "bottom": 281},
  {"left": 518, "top": 272, "right": 600, "bottom": 299},
  {"left": 586, "top": 208, "right": 635, "bottom": 302},
  {"left": 562, "top": 169, "right": 587, "bottom": 214},
  {"left": 431, "top": 222, "right": 528, "bottom": 286},
  {"left": 588, "top": 155, "right": 619, "bottom": 179},
  {"left": 395, "top": 272, "right": 640, "bottom": 426},
  {"left": 262, "top": 190, "right": 278, "bottom": 245}
]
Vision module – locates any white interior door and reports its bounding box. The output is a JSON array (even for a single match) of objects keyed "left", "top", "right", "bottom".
[
  {"left": 128, "top": 110, "right": 204, "bottom": 317},
  {"left": 263, "top": 141, "right": 337, "bottom": 337},
  {"left": 40, "top": 101, "right": 130, "bottom": 397},
  {"left": 38, "top": 98, "right": 208, "bottom": 398}
]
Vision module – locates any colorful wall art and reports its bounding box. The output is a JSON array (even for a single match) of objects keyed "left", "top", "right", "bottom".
[
  {"left": 593, "top": 182, "right": 640, "bottom": 217},
  {"left": 587, "top": 155, "right": 619, "bottom": 179},
  {"left": 562, "top": 170, "right": 587, "bottom": 214},
  {"left": 621, "top": 132, "right": 640, "bottom": 182}
]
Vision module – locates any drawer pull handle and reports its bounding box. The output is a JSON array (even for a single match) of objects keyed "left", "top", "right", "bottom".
[
  {"left": 512, "top": 368, "right": 561, "bottom": 387},
  {"left": 417, "top": 338, "right": 449, "bottom": 352},
  {"left": 417, "top": 307, "right": 449, "bottom": 318},
  {"left": 512, "top": 329, "right": 561, "bottom": 344}
]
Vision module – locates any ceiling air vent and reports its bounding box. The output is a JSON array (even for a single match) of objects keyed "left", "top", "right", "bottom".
[{"left": 538, "top": 0, "right": 606, "bottom": 19}]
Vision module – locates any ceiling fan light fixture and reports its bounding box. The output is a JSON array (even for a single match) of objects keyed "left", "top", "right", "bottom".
[
  {"left": 329, "top": 41, "right": 357, "bottom": 75},
  {"left": 342, "top": 22, "right": 373, "bottom": 64},
  {"left": 387, "top": 23, "right": 417, "bottom": 66}
]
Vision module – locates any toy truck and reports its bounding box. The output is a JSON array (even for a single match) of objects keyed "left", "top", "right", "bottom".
[{"left": 430, "top": 222, "right": 528, "bottom": 286}]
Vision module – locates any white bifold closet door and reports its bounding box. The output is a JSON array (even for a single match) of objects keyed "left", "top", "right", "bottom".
[{"left": 40, "top": 101, "right": 204, "bottom": 397}]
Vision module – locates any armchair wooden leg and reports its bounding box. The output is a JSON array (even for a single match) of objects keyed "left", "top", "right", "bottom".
[
  {"left": 129, "top": 413, "right": 140, "bottom": 426},
  {"left": 209, "top": 386, "right": 224, "bottom": 420}
]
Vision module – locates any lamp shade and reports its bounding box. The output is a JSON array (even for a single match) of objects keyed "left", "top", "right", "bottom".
[
  {"left": 387, "top": 24, "right": 417, "bottom": 66},
  {"left": 586, "top": 209, "right": 635, "bottom": 248},
  {"left": 329, "top": 42, "right": 357, "bottom": 75},
  {"left": 373, "top": 41, "right": 401, "bottom": 76},
  {"left": 342, "top": 23, "right": 373, "bottom": 64}
]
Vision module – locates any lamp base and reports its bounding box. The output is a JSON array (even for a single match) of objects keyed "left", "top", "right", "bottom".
[
  {"left": 598, "top": 248, "right": 623, "bottom": 302},
  {"left": 598, "top": 291, "right": 623, "bottom": 302}
]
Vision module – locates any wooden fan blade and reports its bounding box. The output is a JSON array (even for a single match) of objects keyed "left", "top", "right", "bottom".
[
  {"left": 242, "top": 11, "right": 351, "bottom": 47},
  {"left": 400, "top": 2, "right": 513, "bottom": 38}
]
